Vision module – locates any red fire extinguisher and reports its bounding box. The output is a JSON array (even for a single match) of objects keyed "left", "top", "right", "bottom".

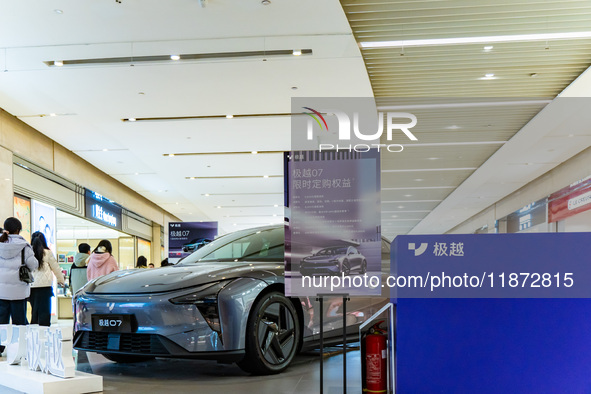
[{"left": 363, "top": 322, "right": 387, "bottom": 393}]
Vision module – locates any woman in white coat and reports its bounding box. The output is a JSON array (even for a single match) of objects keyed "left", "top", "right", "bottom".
[{"left": 30, "top": 231, "right": 65, "bottom": 326}]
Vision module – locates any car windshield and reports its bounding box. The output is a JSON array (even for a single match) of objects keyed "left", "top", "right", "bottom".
[
  {"left": 179, "top": 226, "right": 284, "bottom": 264},
  {"left": 316, "top": 247, "right": 348, "bottom": 255}
]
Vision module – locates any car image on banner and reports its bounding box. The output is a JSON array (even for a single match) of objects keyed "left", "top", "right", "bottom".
[
  {"left": 73, "top": 225, "right": 388, "bottom": 375},
  {"left": 299, "top": 245, "right": 367, "bottom": 276}
]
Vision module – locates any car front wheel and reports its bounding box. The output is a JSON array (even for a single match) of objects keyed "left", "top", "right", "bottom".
[{"left": 237, "top": 291, "right": 300, "bottom": 375}]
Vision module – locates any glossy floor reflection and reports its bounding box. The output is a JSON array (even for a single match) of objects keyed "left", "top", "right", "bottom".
[{"left": 76, "top": 346, "right": 362, "bottom": 394}]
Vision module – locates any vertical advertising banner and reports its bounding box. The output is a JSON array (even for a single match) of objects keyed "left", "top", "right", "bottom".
[
  {"left": 168, "top": 222, "right": 218, "bottom": 264},
  {"left": 31, "top": 200, "right": 56, "bottom": 256},
  {"left": 13, "top": 195, "right": 31, "bottom": 243},
  {"left": 285, "top": 150, "right": 381, "bottom": 296}
]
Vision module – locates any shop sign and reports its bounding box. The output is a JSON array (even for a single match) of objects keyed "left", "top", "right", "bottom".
[
  {"left": 505, "top": 198, "right": 547, "bottom": 233},
  {"left": 0, "top": 324, "right": 75, "bottom": 378},
  {"left": 84, "top": 189, "right": 123, "bottom": 230},
  {"left": 548, "top": 176, "right": 591, "bottom": 222}
]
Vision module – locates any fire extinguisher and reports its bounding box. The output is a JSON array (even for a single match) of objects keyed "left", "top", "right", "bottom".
[{"left": 363, "top": 321, "right": 387, "bottom": 393}]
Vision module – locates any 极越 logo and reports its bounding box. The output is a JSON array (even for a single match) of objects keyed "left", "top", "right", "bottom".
[{"left": 408, "top": 242, "right": 428, "bottom": 256}]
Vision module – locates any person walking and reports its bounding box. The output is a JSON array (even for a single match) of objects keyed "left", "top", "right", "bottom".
[
  {"left": 87, "top": 240, "right": 119, "bottom": 281},
  {"left": 70, "top": 243, "right": 91, "bottom": 295},
  {"left": 0, "top": 217, "right": 38, "bottom": 326},
  {"left": 30, "top": 231, "right": 65, "bottom": 326}
]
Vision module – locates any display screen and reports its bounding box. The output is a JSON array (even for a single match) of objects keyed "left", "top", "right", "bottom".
[{"left": 13, "top": 195, "right": 31, "bottom": 243}]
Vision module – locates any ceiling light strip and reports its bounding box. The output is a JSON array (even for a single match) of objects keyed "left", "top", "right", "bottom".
[
  {"left": 165, "top": 150, "right": 284, "bottom": 157},
  {"left": 376, "top": 100, "right": 551, "bottom": 111},
  {"left": 382, "top": 186, "right": 455, "bottom": 190},
  {"left": 382, "top": 210, "right": 432, "bottom": 213},
  {"left": 46, "top": 49, "right": 313, "bottom": 67},
  {"left": 360, "top": 32, "right": 591, "bottom": 49},
  {"left": 402, "top": 141, "right": 507, "bottom": 147},
  {"left": 186, "top": 175, "right": 282, "bottom": 179},
  {"left": 383, "top": 200, "right": 442, "bottom": 203},
  {"left": 123, "top": 112, "right": 303, "bottom": 122},
  {"left": 381, "top": 168, "right": 477, "bottom": 173},
  {"left": 202, "top": 193, "right": 282, "bottom": 196}
]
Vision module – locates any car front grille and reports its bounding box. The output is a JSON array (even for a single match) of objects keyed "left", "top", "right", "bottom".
[{"left": 75, "top": 331, "right": 170, "bottom": 355}]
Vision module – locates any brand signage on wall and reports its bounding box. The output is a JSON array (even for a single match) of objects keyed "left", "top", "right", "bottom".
[
  {"left": 548, "top": 176, "right": 591, "bottom": 223},
  {"left": 505, "top": 198, "right": 547, "bottom": 233},
  {"left": 84, "top": 189, "right": 123, "bottom": 230}
]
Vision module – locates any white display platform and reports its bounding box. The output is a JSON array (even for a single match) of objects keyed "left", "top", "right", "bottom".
[{"left": 0, "top": 362, "right": 103, "bottom": 394}]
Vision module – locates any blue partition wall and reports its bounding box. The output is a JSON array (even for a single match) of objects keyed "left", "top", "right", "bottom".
[{"left": 396, "top": 298, "right": 591, "bottom": 393}]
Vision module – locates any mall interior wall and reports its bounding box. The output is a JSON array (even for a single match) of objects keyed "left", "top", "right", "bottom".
[
  {"left": 0, "top": 107, "right": 179, "bottom": 237},
  {"left": 449, "top": 145, "right": 591, "bottom": 234}
]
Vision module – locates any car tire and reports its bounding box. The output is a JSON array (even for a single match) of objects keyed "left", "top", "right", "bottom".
[
  {"left": 237, "top": 291, "right": 301, "bottom": 375},
  {"left": 360, "top": 260, "right": 367, "bottom": 274},
  {"left": 341, "top": 260, "right": 351, "bottom": 276},
  {"left": 102, "top": 353, "right": 155, "bottom": 363}
]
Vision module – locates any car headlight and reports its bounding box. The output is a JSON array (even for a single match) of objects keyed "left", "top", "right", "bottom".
[{"left": 169, "top": 280, "right": 234, "bottom": 337}]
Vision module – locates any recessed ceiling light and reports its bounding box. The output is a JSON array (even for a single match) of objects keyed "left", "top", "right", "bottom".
[
  {"left": 251, "top": 151, "right": 258, "bottom": 154},
  {"left": 273, "top": 214, "right": 277, "bottom": 217},
  {"left": 175, "top": 202, "right": 179, "bottom": 205},
  {"left": 485, "top": 73, "right": 495, "bottom": 78},
  {"left": 274, "top": 204, "right": 279, "bottom": 207},
  {"left": 428, "top": 157, "right": 439, "bottom": 160},
  {"left": 204, "top": 193, "right": 210, "bottom": 196},
  {"left": 483, "top": 45, "right": 493, "bottom": 51},
  {"left": 415, "top": 178, "right": 424, "bottom": 182},
  {"left": 134, "top": 172, "right": 139, "bottom": 175},
  {"left": 292, "top": 50, "right": 302, "bottom": 56},
  {"left": 54, "top": 9, "right": 63, "bottom": 14},
  {"left": 263, "top": 175, "right": 269, "bottom": 178},
  {"left": 404, "top": 194, "right": 412, "bottom": 197},
  {"left": 216, "top": 206, "right": 222, "bottom": 208},
  {"left": 233, "top": 223, "right": 237, "bottom": 226},
  {"left": 226, "top": 114, "right": 234, "bottom": 119},
  {"left": 397, "top": 205, "right": 405, "bottom": 209},
  {"left": 49, "top": 113, "right": 56, "bottom": 117},
  {"left": 190, "top": 177, "right": 196, "bottom": 180},
  {"left": 391, "top": 215, "right": 398, "bottom": 218},
  {"left": 4, "top": 178, "right": 10, "bottom": 181},
  {"left": 102, "top": 149, "right": 109, "bottom": 152},
  {"left": 54, "top": 60, "right": 63, "bottom": 67},
  {"left": 170, "top": 55, "right": 180, "bottom": 60},
  {"left": 445, "top": 125, "right": 461, "bottom": 130},
  {"left": 168, "top": 154, "right": 175, "bottom": 157}
]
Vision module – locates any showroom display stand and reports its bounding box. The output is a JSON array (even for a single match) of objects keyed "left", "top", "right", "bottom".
[
  {"left": 316, "top": 294, "right": 350, "bottom": 394},
  {"left": 0, "top": 362, "right": 103, "bottom": 394}
]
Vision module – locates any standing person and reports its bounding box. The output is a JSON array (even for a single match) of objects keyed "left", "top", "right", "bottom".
[
  {"left": 0, "top": 218, "right": 38, "bottom": 326},
  {"left": 70, "top": 243, "right": 91, "bottom": 295},
  {"left": 30, "top": 231, "right": 65, "bottom": 326},
  {"left": 87, "top": 240, "right": 119, "bottom": 281},
  {"left": 136, "top": 255, "right": 147, "bottom": 269}
]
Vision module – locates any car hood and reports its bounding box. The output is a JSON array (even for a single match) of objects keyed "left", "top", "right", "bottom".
[{"left": 84, "top": 261, "right": 284, "bottom": 294}]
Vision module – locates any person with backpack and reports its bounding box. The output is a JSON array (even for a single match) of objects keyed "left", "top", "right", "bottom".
[{"left": 0, "top": 217, "right": 38, "bottom": 326}]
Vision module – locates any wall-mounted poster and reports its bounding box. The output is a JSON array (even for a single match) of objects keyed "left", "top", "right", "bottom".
[
  {"left": 58, "top": 254, "right": 66, "bottom": 263},
  {"left": 13, "top": 195, "right": 31, "bottom": 243},
  {"left": 31, "top": 200, "right": 57, "bottom": 256},
  {"left": 168, "top": 222, "right": 218, "bottom": 264}
]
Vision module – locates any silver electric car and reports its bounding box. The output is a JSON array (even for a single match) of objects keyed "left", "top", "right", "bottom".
[{"left": 73, "top": 225, "right": 388, "bottom": 374}]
